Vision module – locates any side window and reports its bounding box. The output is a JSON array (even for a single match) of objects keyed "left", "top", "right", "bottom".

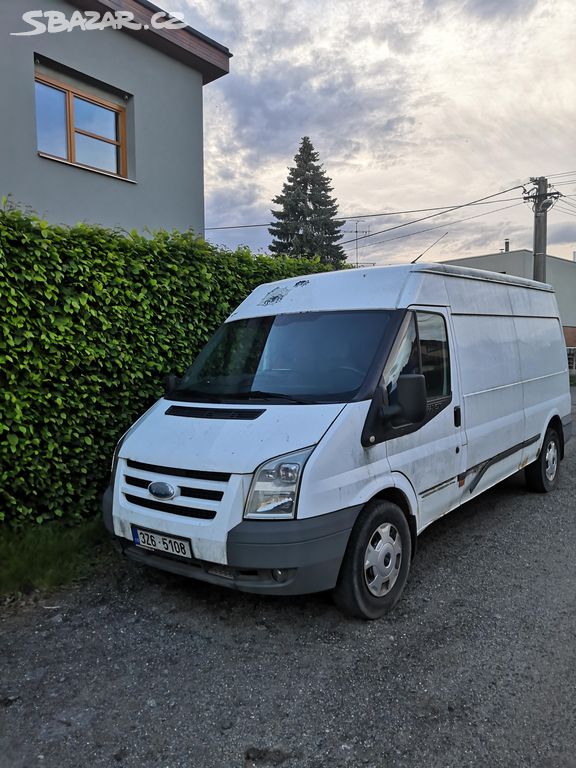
[
  {"left": 382, "top": 311, "right": 451, "bottom": 426},
  {"left": 383, "top": 313, "right": 419, "bottom": 403},
  {"left": 417, "top": 312, "right": 451, "bottom": 399}
]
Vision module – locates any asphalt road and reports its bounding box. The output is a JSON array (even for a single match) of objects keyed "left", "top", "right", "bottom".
[{"left": 1, "top": 394, "right": 575, "bottom": 768}]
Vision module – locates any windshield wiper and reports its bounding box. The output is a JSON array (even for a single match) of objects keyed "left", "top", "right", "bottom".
[
  {"left": 169, "top": 388, "right": 312, "bottom": 405},
  {"left": 227, "top": 390, "right": 312, "bottom": 405}
]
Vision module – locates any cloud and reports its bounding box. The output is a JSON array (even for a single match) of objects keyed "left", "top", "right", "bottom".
[
  {"left": 216, "top": 64, "right": 417, "bottom": 170},
  {"left": 463, "top": 0, "right": 538, "bottom": 19},
  {"left": 176, "top": 0, "right": 576, "bottom": 262},
  {"left": 548, "top": 221, "right": 576, "bottom": 246},
  {"left": 421, "top": 0, "right": 538, "bottom": 19}
]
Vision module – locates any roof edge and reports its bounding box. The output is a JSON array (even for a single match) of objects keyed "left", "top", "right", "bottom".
[
  {"left": 415, "top": 262, "right": 554, "bottom": 292},
  {"left": 133, "top": 0, "right": 231, "bottom": 55},
  {"left": 72, "top": 0, "right": 231, "bottom": 83},
  {"left": 443, "top": 250, "right": 576, "bottom": 265}
]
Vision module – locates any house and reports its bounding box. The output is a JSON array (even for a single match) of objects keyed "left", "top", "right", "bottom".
[
  {"left": 441, "top": 248, "right": 576, "bottom": 347},
  {"left": 0, "top": 0, "right": 230, "bottom": 234}
]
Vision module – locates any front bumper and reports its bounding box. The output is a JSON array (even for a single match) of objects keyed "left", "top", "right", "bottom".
[{"left": 102, "top": 485, "right": 361, "bottom": 595}]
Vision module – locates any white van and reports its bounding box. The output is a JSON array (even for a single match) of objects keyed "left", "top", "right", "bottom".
[{"left": 102, "top": 264, "right": 572, "bottom": 618}]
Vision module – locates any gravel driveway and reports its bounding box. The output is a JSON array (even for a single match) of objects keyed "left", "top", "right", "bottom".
[{"left": 2, "top": 394, "right": 575, "bottom": 768}]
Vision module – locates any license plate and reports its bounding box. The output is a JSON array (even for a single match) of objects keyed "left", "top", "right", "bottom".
[{"left": 131, "top": 526, "right": 193, "bottom": 559}]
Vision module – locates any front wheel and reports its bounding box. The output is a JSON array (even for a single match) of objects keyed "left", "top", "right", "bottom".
[
  {"left": 525, "top": 427, "right": 561, "bottom": 493},
  {"left": 333, "top": 500, "right": 412, "bottom": 620}
]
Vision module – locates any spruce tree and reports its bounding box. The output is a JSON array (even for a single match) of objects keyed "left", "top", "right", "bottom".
[{"left": 269, "top": 137, "right": 345, "bottom": 265}]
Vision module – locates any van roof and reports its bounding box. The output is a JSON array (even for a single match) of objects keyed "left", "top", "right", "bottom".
[
  {"left": 229, "top": 262, "right": 555, "bottom": 321},
  {"left": 258, "top": 262, "right": 553, "bottom": 293}
]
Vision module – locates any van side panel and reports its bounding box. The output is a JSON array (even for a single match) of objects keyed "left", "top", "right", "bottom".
[
  {"left": 514, "top": 315, "right": 571, "bottom": 462},
  {"left": 451, "top": 314, "right": 525, "bottom": 495},
  {"left": 397, "top": 272, "right": 450, "bottom": 309},
  {"left": 507, "top": 286, "right": 560, "bottom": 318},
  {"left": 443, "top": 277, "right": 515, "bottom": 316}
]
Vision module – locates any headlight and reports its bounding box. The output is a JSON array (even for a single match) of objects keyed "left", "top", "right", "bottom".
[{"left": 244, "top": 447, "right": 314, "bottom": 520}]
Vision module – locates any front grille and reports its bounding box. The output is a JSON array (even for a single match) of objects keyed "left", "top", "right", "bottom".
[
  {"left": 126, "top": 459, "right": 230, "bottom": 483},
  {"left": 122, "top": 460, "right": 230, "bottom": 520},
  {"left": 125, "top": 475, "right": 149, "bottom": 489},
  {"left": 180, "top": 486, "right": 223, "bottom": 501},
  {"left": 124, "top": 494, "right": 216, "bottom": 519},
  {"left": 124, "top": 475, "right": 223, "bottom": 501}
]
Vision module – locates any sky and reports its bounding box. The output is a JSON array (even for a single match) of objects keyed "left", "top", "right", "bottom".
[{"left": 175, "top": 0, "right": 576, "bottom": 266}]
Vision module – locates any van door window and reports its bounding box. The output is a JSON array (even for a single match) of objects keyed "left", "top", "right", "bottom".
[
  {"left": 384, "top": 313, "right": 419, "bottom": 405},
  {"left": 417, "top": 312, "right": 451, "bottom": 399},
  {"left": 383, "top": 311, "right": 451, "bottom": 426}
]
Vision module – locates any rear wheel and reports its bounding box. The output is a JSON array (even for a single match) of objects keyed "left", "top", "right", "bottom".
[
  {"left": 333, "top": 500, "right": 412, "bottom": 620},
  {"left": 525, "top": 427, "right": 561, "bottom": 493}
]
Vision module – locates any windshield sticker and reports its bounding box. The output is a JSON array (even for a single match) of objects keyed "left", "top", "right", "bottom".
[
  {"left": 258, "top": 280, "right": 310, "bottom": 306},
  {"left": 258, "top": 287, "right": 289, "bottom": 306}
]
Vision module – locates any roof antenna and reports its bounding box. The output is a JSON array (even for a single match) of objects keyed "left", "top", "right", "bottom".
[{"left": 411, "top": 232, "right": 449, "bottom": 264}]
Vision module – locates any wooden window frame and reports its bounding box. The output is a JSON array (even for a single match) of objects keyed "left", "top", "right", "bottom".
[{"left": 35, "top": 73, "right": 127, "bottom": 178}]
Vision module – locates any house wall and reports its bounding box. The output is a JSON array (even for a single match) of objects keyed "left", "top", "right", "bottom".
[
  {"left": 0, "top": 0, "right": 205, "bottom": 234},
  {"left": 545, "top": 258, "right": 576, "bottom": 340},
  {"left": 442, "top": 251, "right": 576, "bottom": 346}
]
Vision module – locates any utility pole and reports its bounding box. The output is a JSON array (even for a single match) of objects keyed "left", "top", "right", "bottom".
[{"left": 524, "top": 177, "right": 559, "bottom": 282}]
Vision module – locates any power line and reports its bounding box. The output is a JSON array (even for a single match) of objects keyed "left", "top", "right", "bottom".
[
  {"left": 558, "top": 196, "right": 576, "bottom": 212},
  {"left": 205, "top": 195, "right": 524, "bottom": 231},
  {"left": 344, "top": 202, "right": 523, "bottom": 255},
  {"left": 554, "top": 205, "right": 576, "bottom": 213},
  {"left": 339, "top": 185, "right": 526, "bottom": 248},
  {"left": 546, "top": 170, "right": 576, "bottom": 178},
  {"left": 554, "top": 206, "right": 576, "bottom": 219}
]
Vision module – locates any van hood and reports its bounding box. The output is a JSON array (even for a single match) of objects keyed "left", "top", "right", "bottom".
[{"left": 120, "top": 398, "right": 346, "bottom": 474}]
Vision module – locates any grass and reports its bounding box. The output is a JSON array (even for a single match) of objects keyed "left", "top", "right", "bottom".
[
  {"left": 0, "top": 516, "right": 110, "bottom": 596},
  {"left": 570, "top": 372, "right": 576, "bottom": 387}
]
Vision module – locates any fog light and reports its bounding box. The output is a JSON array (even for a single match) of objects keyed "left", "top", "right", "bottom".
[{"left": 272, "top": 568, "right": 288, "bottom": 583}]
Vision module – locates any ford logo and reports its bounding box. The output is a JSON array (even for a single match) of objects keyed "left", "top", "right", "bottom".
[{"left": 148, "top": 481, "right": 176, "bottom": 500}]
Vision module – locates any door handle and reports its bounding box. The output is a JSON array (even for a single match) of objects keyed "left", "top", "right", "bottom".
[{"left": 454, "top": 406, "right": 461, "bottom": 428}]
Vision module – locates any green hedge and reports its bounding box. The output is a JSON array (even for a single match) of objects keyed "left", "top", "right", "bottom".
[{"left": 0, "top": 207, "right": 332, "bottom": 527}]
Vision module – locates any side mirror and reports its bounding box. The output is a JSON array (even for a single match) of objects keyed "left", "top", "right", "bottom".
[
  {"left": 381, "top": 374, "right": 427, "bottom": 424},
  {"left": 396, "top": 374, "right": 427, "bottom": 423},
  {"left": 164, "top": 373, "right": 180, "bottom": 398}
]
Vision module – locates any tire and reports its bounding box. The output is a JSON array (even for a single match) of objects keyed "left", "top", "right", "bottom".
[
  {"left": 525, "top": 427, "right": 561, "bottom": 493},
  {"left": 333, "top": 500, "right": 412, "bottom": 620}
]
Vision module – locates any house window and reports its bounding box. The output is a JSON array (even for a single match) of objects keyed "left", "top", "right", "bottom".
[{"left": 35, "top": 75, "right": 127, "bottom": 177}]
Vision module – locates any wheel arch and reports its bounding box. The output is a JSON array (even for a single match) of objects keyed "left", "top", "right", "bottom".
[
  {"left": 547, "top": 414, "right": 565, "bottom": 459},
  {"left": 370, "top": 487, "right": 418, "bottom": 559}
]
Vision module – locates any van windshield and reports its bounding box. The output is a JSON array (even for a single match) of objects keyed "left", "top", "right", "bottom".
[{"left": 171, "top": 310, "right": 394, "bottom": 404}]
